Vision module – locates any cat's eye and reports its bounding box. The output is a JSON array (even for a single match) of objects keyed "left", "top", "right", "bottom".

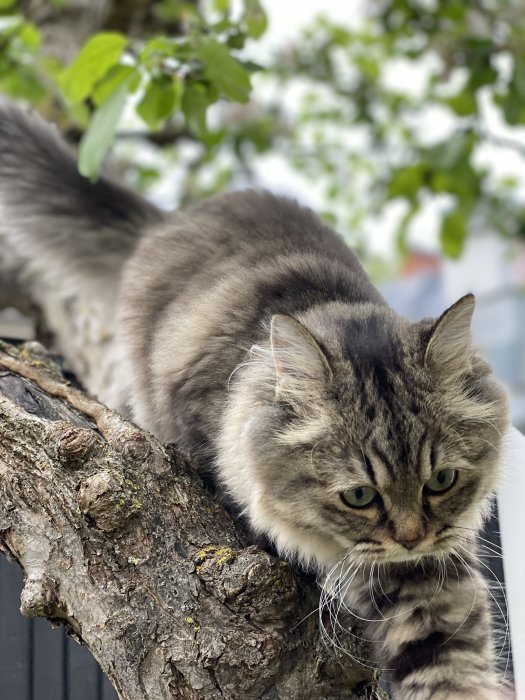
[
  {"left": 341, "top": 486, "right": 378, "bottom": 508},
  {"left": 425, "top": 468, "right": 457, "bottom": 494}
]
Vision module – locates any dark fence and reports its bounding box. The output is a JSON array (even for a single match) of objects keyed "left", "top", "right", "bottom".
[{"left": 0, "top": 557, "right": 117, "bottom": 700}]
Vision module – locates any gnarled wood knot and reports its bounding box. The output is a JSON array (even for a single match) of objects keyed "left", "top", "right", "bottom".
[
  {"left": 77, "top": 470, "right": 142, "bottom": 532},
  {"left": 57, "top": 426, "right": 101, "bottom": 466}
]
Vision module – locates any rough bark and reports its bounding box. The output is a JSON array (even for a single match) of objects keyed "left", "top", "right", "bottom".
[{"left": 0, "top": 339, "right": 383, "bottom": 700}]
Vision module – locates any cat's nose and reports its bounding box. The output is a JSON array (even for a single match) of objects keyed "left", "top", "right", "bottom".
[
  {"left": 389, "top": 512, "right": 425, "bottom": 550},
  {"left": 393, "top": 534, "right": 424, "bottom": 550}
]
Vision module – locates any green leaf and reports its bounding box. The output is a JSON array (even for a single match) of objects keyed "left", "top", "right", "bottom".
[
  {"left": 447, "top": 90, "right": 477, "bottom": 117},
  {"left": 512, "top": 58, "right": 525, "bottom": 99},
  {"left": 355, "top": 55, "right": 379, "bottom": 80},
  {"left": 325, "top": 23, "right": 352, "bottom": 46},
  {"left": 137, "top": 75, "right": 183, "bottom": 130},
  {"left": 0, "top": 68, "right": 46, "bottom": 102},
  {"left": 68, "top": 101, "right": 90, "bottom": 129},
  {"left": 429, "top": 161, "right": 480, "bottom": 199},
  {"left": 0, "top": 0, "right": 16, "bottom": 9},
  {"left": 440, "top": 209, "right": 468, "bottom": 258},
  {"left": 426, "top": 131, "right": 475, "bottom": 171},
  {"left": 468, "top": 66, "right": 498, "bottom": 90},
  {"left": 92, "top": 65, "right": 140, "bottom": 106},
  {"left": 226, "top": 31, "right": 246, "bottom": 50},
  {"left": 140, "top": 37, "right": 177, "bottom": 67},
  {"left": 429, "top": 170, "right": 455, "bottom": 193},
  {"left": 396, "top": 205, "right": 418, "bottom": 256},
  {"left": 214, "top": 0, "right": 230, "bottom": 12},
  {"left": 244, "top": 0, "right": 268, "bottom": 38},
  {"left": 61, "top": 32, "right": 128, "bottom": 103},
  {"left": 197, "top": 38, "right": 251, "bottom": 102},
  {"left": 181, "top": 82, "right": 209, "bottom": 138},
  {"left": 133, "top": 165, "right": 161, "bottom": 190},
  {"left": 441, "top": 1, "right": 465, "bottom": 21},
  {"left": 154, "top": 0, "right": 201, "bottom": 24},
  {"left": 388, "top": 164, "right": 425, "bottom": 201},
  {"left": 495, "top": 93, "right": 525, "bottom": 126},
  {"left": 18, "top": 22, "right": 40, "bottom": 49},
  {"left": 78, "top": 78, "right": 130, "bottom": 180}
]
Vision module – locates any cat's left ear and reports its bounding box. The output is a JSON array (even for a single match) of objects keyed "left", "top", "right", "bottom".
[
  {"left": 270, "top": 314, "right": 332, "bottom": 398},
  {"left": 424, "top": 293, "right": 475, "bottom": 380}
]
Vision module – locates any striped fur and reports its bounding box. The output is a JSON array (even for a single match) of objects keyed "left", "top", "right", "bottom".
[
  {"left": 0, "top": 102, "right": 511, "bottom": 698},
  {"left": 334, "top": 552, "right": 503, "bottom": 699}
]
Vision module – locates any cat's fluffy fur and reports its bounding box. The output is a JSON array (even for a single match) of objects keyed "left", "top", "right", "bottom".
[{"left": 0, "top": 102, "right": 510, "bottom": 699}]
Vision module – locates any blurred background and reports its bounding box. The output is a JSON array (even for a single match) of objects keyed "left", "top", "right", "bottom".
[{"left": 0, "top": 0, "right": 524, "bottom": 698}]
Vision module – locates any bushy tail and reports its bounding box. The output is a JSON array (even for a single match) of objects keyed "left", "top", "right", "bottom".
[
  {"left": 0, "top": 100, "right": 163, "bottom": 286},
  {"left": 0, "top": 100, "right": 164, "bottom": 402}
]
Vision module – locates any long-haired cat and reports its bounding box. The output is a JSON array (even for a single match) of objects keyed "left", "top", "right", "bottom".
[{"left": 0, "top": 102, "right": 510, "bottom": 699}]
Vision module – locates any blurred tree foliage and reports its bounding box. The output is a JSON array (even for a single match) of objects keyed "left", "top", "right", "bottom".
[{"left": 1, "top": 0, "right": 525, "bottom": 257}]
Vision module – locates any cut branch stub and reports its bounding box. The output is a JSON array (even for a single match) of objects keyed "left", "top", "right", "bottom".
[{"left": 20, "top": 574, "right": 59, "bottom": 618}]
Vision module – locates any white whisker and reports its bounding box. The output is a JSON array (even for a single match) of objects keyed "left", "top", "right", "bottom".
[{"left": 441, "top": 549, "right": 477, "bottom": 645}]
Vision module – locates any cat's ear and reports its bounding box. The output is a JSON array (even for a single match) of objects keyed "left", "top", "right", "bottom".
[
  {"left": 424, "top": 294, "right": 475, "bottom": 380},
  {"left": 270, "top": 314, "right": 332, "bottom": 397}
]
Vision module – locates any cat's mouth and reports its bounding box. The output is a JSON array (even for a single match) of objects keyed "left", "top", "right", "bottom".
[
  {"left": 383, "top": 549, "right": 424, "bottom": 563},
  {"left": 350, "top": 533, "right": 461, "bottom": 564}
]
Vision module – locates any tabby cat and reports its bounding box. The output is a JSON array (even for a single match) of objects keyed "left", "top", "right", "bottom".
[{"left": 0, "top": 102, "right": 510, "bottom": 699}]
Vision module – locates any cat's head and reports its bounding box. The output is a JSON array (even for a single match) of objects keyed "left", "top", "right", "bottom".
[{"left": 219, "top": 294, "right": 509, "bottom": 570}]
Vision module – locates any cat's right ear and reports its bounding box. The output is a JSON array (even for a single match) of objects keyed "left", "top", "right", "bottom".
[
  {"left": 270, "top": 314, "right": 332, "bottom": 398},
  {"left": 424, "top": 293, "right": 475, "bottom": 381}
]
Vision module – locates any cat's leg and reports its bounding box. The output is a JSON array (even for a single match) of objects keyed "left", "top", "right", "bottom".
[{"left": 345, "top": 554, "right": 504, "bottom": 700}]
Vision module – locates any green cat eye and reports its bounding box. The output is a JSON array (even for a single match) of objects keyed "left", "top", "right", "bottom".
[
  {"left": 426, "top": 468, "right": 457, "bottom": 494},
  {"left": 341, "top": 486, "right": 378, "bottom": 508}
]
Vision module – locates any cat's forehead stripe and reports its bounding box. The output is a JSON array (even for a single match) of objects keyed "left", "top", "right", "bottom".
[
  {"left": 415, "top": 430, "right": 427, "bottom": 468},
  {"left": 363, "top": 454, "right": 378, "bottom": 485},
  {"left": 366, "top": 449, "right": 394, "bottom": 490},
  {"left": 371, "top": 441, "right": 398, "bottom": 482}
]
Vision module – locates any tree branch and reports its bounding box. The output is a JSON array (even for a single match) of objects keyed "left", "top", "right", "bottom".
[{"left": 0, "top": 340, "right": 383, "bottom": 700}]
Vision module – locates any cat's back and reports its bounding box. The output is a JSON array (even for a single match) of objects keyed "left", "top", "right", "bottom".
[
  {"left": 117, "top": 189, "right": 382, "bottom": 443},
  {"left": 185, "top": 189, "right": 351, "bottom": 261},
  {"left": 133, "top": 189, "right": 355, "bottom": 272},
  {"left": 120, "top": 189, "right": 373, "bottom": 314}
]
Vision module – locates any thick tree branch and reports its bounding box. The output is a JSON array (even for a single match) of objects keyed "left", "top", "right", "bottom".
[{"left": 0, "top": 340, "right": 383, "bottom": 700}]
